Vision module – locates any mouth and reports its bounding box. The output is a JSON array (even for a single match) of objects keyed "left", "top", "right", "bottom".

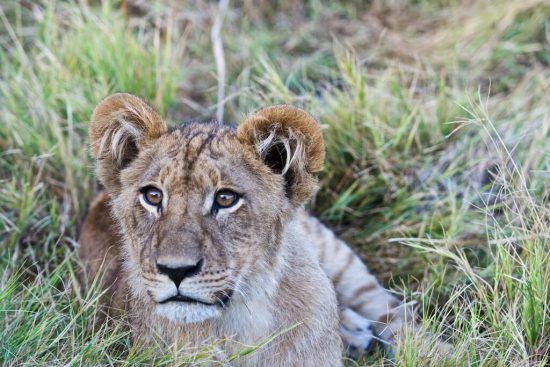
[
  {"left": 158, "top": 293, "right": 231, "bottom": 308},
  {"left": 159, "top": 294, "right": 215, "bottom": 306}
]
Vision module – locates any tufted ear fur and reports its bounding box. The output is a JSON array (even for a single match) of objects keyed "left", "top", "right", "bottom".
[
  {"left": 89, "top": 93, "right": 167, "bottom": 194},
  {"left": 237, "top": 105, "right": 325, "bottom": 206}
]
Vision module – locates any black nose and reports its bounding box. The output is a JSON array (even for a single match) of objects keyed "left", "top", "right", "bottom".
[{"left": 156, "top": 258, "right": 204, "bottom": 288}]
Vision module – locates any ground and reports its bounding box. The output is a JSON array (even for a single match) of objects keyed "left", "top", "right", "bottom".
[{"left": 0, "top": 0, "right": 548, "bottom": 366}]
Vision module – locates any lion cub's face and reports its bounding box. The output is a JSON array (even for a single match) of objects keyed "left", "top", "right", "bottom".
[
  {"left": 115, "top": 124, "right": 290, "bottom": 323},
  {"left": 89, "top": 94, "right": 324, "bottom": 324}
]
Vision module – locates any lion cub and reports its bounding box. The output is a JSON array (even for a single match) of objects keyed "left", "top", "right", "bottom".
[{"left": 80, "top": 94, "right": 412, "bottom": 366}]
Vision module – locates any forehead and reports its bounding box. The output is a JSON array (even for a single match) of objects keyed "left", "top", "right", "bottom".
[{"left": 137, "top": 123, "right": 256, "bottom": 191}]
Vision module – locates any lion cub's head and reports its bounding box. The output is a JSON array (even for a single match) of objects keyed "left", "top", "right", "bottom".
[{"left": 89, "top": 94, "right": 324, "bottom": 324}]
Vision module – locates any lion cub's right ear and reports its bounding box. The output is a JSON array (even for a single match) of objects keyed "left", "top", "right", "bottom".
[{"left": 89, "top": 93, "right": 167, "bottom": 194}]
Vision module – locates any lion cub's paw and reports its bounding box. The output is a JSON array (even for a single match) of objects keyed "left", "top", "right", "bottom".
[{"left": 339, "top": 308, "right": 375, "bottom": 358}]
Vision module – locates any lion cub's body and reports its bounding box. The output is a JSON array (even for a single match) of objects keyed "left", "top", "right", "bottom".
[{"left": 80, "top": 94, "right": 412, "bottom": 366}]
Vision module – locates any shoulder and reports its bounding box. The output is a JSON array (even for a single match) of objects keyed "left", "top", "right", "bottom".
[{"left": 276, "top": 215, "right": 340, "bottom": 330}]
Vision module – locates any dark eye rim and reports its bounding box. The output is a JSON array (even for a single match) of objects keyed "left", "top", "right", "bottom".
[
  {"left": 139, "top": 185, "right": 164, "bottom": 207},
  {"left": 213, "top": 189, "right": 241, "bottom": 210}
]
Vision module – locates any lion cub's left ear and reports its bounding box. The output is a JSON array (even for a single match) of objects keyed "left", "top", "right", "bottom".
[{"left": 237, "top": 105, "right": 325, "bottom": 205}]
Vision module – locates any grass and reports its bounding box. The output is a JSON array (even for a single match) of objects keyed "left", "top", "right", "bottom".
[{"left": 0, "top": 0, "right": 548, "bottom": 365}]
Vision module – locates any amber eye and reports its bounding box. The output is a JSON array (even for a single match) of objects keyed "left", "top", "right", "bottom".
[
  {"left": 214, "top": 190, "right": 239, "bottom": 209},
  {"left": 141, "top": 186, "right": 163, "bottom": 206}
]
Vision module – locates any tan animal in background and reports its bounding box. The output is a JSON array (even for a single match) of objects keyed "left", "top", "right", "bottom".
[{"left": 79, "top": 93, "right": 413, "bottom": 366}]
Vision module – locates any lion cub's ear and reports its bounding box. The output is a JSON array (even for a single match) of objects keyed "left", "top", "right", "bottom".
[
  {"left": 89, "top": 93, "right": 167, "bottom": 194},
  {"left": 237, "top": 105, "right": 325, "bottom": 205}
]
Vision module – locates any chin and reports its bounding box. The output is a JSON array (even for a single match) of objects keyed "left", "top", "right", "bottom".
[{"left": 155, "top": 302, "right": 221, "bottom": 324}]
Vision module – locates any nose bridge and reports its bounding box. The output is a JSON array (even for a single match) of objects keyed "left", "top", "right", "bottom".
[{"left": 157, "top": 213, "right": 204, "bottom": 267}]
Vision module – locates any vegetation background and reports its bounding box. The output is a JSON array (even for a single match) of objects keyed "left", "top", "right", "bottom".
[{"left": 0, "top": 0, "right": 548, "bottom": 366}]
